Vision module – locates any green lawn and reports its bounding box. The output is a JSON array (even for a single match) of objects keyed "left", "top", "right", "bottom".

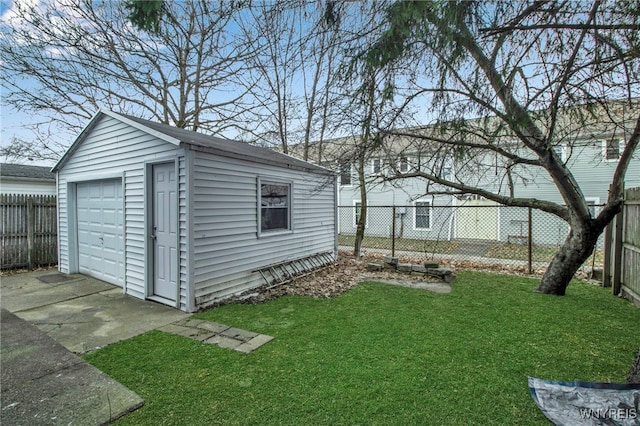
[{"left": 84, "top": 271, "right": 639, "bottom": 425}]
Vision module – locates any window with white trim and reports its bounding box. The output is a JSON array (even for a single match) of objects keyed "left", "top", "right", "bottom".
[
  {"left": 372, "top": 158, "right": 381, "bottom": 174},
  {"left": 259, "top": 180, "right": 291, "bottom": 233},
  {"left": 585, "top": 197, "right": 600, "bottom": 218},
  {"left": 399, "top": 156, "right": 409, "bottom": 173},
  {"left": 414, "top": 200, "right": 432, "bottom": 230},
  {"left": 340, "top": 163, "right": 352, "bottom": 186},
  {"left": 353, "top": 200, "right": 368, "bottom": 227},
  {"left": 552, "top": 144, "right": 566, "bottom": 163},
  {"left": 604, "top": 139, "right": 621, "bottom": 161}
]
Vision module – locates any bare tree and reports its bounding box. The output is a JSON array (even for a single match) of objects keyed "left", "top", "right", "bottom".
[
  {"left": 0, "top": 135, "right": 66, "bottom": 164},
  {"left": 327, "top": 2, "right": 398, "bottom": 257},
  {"left": 0, "top": 0, "right": 251, "bottom": 160},
  {"left": 232, "top": 1, "right": 346, "bottom": 157},
  {"left": 359, "top": 0, "right": 639, "bottom": 295}
]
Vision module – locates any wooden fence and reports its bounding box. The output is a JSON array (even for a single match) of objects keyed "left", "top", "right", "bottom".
[
  {"left": 1, "top": 194, "right": 58, "bottom": 270},
  {"left": 604, "top": 187, "right": 640, "bottom": 306}
]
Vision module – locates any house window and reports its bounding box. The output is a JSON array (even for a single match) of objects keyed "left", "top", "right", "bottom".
[
  {"left": 340, "top": 163, "right": 352, "bottom": 186},
  {"left": 604, "top": 139, "right": 621, "bottom": 161},
  {"left": 399, "top": 156, "right": 409, "bottom": 173},
  {"left": 553, "top": 145, "right": 566, "bottom": 163},
  {"left": 586, "top": 197, "right": 600, "bottom": 218},
  {"left": 372, "top": 159, "right": 381, "bottom": 174},
  {"left": 260, "top": 181, "right": 291, "bottom": 233},
  {"left": 414, "top": 200, "right": 431, "bottom": 230},
  {"left": 353, "top": 200, "right": 368, "bottom": 227}
]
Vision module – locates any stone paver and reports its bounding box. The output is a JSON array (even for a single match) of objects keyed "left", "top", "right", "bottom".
[
  {"left": 236, "top": 334, "right": 275, "bottom": 354},
  {"left": 205, "top": 334, "right": 243, "bottom": 350},
  {"left": 160, "top": 318, "right": 273, "bottom": 353},
  {"left": 220, "top": 327, "right": 259, "bottom": 342}
]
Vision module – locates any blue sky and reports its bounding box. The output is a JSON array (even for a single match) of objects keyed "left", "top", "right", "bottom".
[{"left": 0, "top": 0, "right": 65, "bottom": 166}]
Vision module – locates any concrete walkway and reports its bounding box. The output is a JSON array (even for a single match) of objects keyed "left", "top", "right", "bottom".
[
  {"left": 1, "top": 308, "right": 144, "bottom": 425},
  {"left": 1, "top": 271, "right": 189, "bottom": 354},
  {"left": 0, "top": 270, "right": 274, "bottom": 425}
]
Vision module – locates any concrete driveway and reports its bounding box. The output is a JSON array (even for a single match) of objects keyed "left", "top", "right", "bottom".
[
  {"left": 1, "top": 269, "right": 189, "bottom": 353},
  {"left": 0, "top": 269, "right": 189, "bottom": 425}
]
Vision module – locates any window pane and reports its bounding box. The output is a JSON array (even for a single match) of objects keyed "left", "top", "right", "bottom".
[
  {"left": 372, "top": 159, "right": 381, "bottom": 174},
  {"left": 261, "top": 183, "right": 289, "bottom": 231},
  {"left": 415, "top": 202, "right": 430, "bottom": 229},
  {"left": 340, "top": 164, "right": 351, "bottom": 186},
  {"left": 399, "top": 156, "right": 408, "bottom": 172},
  {"left": 262, "top": 207, "right": 288, "bottom": 230},
  {"left": 606, "top": 140, "right": 620, "bottom": 160}
]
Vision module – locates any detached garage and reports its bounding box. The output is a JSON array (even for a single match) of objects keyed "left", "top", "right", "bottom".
[{"left": 53, "top": 109, "right": 337, "bottom": 312}]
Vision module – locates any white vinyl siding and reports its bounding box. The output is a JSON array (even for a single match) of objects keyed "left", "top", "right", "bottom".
[
  {"left": 57, "top": 112, "right": 336, "bottom": 312},
  {"left": 56, "top": 115, "right": 187, "bottom": 308},
  {"left": 190, "top": 152, "right": 335, "bottom": 308},
  {"left": 0, "top": 180, "right": 56, "bottom": 196}
]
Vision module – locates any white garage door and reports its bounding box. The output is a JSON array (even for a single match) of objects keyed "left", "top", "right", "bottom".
[{"left": 76, "top": 179, "right": 124, "bottom": 287}]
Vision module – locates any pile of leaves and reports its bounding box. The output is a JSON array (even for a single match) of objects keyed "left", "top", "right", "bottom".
[
  {"left": 233, "top": 249, "right": 601, "bottom": 306},
  {"left": 235, "top": 253, "right": 365, "bottom": 304},
  {"left": 236, "top": 251, "right": 446, "bottom": 304}
]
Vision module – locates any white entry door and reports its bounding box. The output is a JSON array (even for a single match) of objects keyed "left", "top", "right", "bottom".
[
  {"left": 152, "top": 163, "right": 178, "bottom": 301},
  {"left": 76, "top": 179, "right": 124, "bottom": 286}
]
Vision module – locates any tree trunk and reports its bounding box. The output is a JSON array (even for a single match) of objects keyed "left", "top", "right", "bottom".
[
  {"left": 535, "top": 223, "right": 601, "bottom": 295},
  {"left": 353, "top": 157, "right": 368, "bottom": 257}
]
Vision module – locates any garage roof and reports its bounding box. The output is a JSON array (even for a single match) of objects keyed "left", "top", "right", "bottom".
[{"left": 53, "top": 109, "right": 332, "bottom": 175}]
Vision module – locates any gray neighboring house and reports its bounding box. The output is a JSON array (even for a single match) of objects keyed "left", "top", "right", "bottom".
[
  {"left": 53, "top": 109, "right": 336, "bottom": 312},
  {"left": 0, "top": 163, "right": 56, "bottom": 195},
  {"left": 336, "top": 137, "right": 640, "bottom": 247},
  {"left": 316, "top": 101, "right": 640, "bottom": 247}
]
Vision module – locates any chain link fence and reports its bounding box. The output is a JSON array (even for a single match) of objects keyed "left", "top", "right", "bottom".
[{"left": 338, "top": 204, "right": 604, "bottom": 274}]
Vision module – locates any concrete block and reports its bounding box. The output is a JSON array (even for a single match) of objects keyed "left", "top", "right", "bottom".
[
  {"left": 367, "top": 263, "right": 383, "bottom": 272},
  {"left": 383, "top": 256, "right": 399, "bottom": 265},
  {"left": 424, "top": 262, "right": 439, "bottom": 269},
  {"left": 425, "top": 267, "right": 452, "bottom": 275},
  {"left": 235, "top": 334, "right": 275, "bottom": 353},
  {"left": 436, "top": 267, "right": 454, "bottom": 275},
  {"left": 412, "top": 264, "right": 427, "bottom": 273},
  {"left": 397, "top": 263, "right": 413, "bottom": 272},
  {"left": 221, "top": 327, "right": 259, "bottom": 342},
  {"left": 205, "top": 334, "right": 243, "bottom": 349},
  {"left": 193, "top": 321, "right": 230, "bottom": 334},
  {"left": 444, "top": 274, "right": 457, "bottom": 284}
]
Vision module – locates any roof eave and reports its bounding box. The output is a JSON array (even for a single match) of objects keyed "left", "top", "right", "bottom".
[
  {"left": 1, "top": 176, "right": 55, "bottom": 183},
  {"left": 186, "top": 144, "right": 334, "bottom": 176}
]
